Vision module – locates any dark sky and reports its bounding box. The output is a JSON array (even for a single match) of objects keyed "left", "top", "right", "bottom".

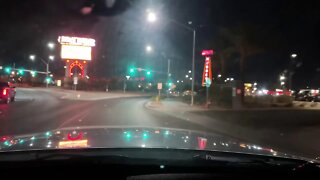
[{"left": 0, "top": 0, "right": 319, "bottom": 89}]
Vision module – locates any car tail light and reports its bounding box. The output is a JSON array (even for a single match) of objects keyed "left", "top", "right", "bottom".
[{"left": 2, "top": 89, "right": 7, "bottom": 96}]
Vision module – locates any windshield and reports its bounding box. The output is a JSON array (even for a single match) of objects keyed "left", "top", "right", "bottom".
[{"left": 0, "top": 0, "right": 319, "bottom": 160}]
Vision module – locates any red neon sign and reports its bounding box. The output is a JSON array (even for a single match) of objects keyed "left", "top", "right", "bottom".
[
  {"left": 202, "top": 57, "right": 213, "bottom": 86},
  {"left": 201, "top": 50, "right": 215, "bottom": 56}
]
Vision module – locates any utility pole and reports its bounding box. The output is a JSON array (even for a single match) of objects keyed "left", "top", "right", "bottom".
[{"left": 191, "top": 30, "right": 196, "bottom": 106}]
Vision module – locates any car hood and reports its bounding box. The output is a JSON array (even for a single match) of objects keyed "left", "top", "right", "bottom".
[{"left": 0, "top": 126, "right": 304, "bottom": 160}]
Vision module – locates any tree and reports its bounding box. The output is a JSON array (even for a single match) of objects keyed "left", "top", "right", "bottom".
[{"left": 217, "top": 24, "right": 266, "bottom": 104}]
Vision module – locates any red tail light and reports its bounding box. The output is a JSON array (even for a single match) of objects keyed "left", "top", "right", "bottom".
[{"left": 2, "top": 89, "right": 7, "bottom": 96}]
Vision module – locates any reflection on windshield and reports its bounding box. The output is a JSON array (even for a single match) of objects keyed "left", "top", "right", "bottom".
[{"left": 0, "top": 127, "right": 283, "bottom": 159}]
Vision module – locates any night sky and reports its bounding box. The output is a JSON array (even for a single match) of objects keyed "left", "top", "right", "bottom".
[{"left": 0, "top": 0, "right": 319, "bottom": 89}]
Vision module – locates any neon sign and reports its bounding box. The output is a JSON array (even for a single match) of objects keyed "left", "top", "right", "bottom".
[{"left": 58, "top": 36, "right": 95, "bottom": 47}]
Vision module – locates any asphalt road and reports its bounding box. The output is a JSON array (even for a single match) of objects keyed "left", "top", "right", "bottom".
[
  {"left": 0, "top": 88, "right": 319, "bottom": 159},
  {"left": 0, "top": 88, "right": 209, "bottom": 136}
]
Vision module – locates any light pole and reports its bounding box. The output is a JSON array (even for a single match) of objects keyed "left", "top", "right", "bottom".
[
  {"left": 29, "top": 54, "right": 54, "bottom": 88},
  {"left": 146, "top": 11, "right": 196, "bottom": 105},
  {"left": 288, "top": 53, "right": 297, "bottom": 90}
]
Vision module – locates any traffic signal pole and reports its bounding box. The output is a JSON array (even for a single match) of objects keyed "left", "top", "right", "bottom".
[{"left": 46, "top": 63, "right": 49, "bottom": 88}]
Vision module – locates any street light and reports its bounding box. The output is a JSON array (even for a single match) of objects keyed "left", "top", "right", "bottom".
[
  {"left": 146, "top": 45, "right": 153, "bottom": 52},
  {"left": 146, "top": 10, "right": 196, "bottom": 105},
  {"left": 29, "top": 55, "right": 35, "bottom": 61},
  {"left": 47, "top": 42, "right": 55, "bottom": 49},
  {"left": 147, "top": 11, "right": 157, "bottom": 23},
  {"left": 217, "top": 74, "right": 222, "bottom": 78},
  {"left": 185, "top": 75, "right": 189, "bottom": 78},
  {"left": 49, "top": 55, "right": 55, "bottom": 61},
  {"left": 188, "top": 70, "right": 191, "bottom": 73},
  {"left": 291, "top": 53, "right": 297, "bottom": 58},
  {"left": 280, "top": 75, "right": 286, "bottom": 81}
]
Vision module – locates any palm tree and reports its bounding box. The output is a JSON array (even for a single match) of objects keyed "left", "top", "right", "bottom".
[{"left": 219, "top": 25, "right": 264, "bottom": 104}]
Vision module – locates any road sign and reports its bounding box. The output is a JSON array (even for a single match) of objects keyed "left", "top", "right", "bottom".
[
  {"left": 73, "top": 77, "right": 78, "bottom": 85},
  {"left": 157, "top": 83, "right": 162, "bottom": 90},
  {"left": 205, "top": 78, "right": 212, "bottom": 87}
]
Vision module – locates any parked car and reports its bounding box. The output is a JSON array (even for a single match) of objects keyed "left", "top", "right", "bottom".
[
  {"left": 0, "top": 82, "right": 16, "bottom": 104},
  {"left": 295, "top": 89, "right": 313, "bottom": 101}
]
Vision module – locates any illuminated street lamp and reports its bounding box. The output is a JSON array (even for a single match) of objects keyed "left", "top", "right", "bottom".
[
  {"left": 291, "top": 53, "right": 297, "bottom": 59},
  {"left": 49, "top": 55, "right": 55, "bottom": 61},
  {"left": 47, "top": 42, "right": 55, "bottom": 49},
  {"left": 185, "top": 75, "right": 189, "bottom": 78},
  {"left": 147, "top": 11, "right": 157, "bottom": 23},
  {"left": 217, "top": 74, "right": 222, "bottom": 78},
  {"left": 29, "top": 55, "right": 35, "bottom": 61},
  {"left": 280, "top": 75, "right": 286, "bottom": 81},
  {"left": 146, "top": 45, "right": 153, "bottom": 52},
  {"left": 188, "top": 70, "right": 191, "bottom": 73}
]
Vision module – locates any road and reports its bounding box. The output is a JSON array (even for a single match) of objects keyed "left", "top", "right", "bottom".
[
  {"left": 0, "top": 88, "right": 319, "bottom": 159},
  {"left": 0, "top": 88, "right": 209, "bottom": 136}
]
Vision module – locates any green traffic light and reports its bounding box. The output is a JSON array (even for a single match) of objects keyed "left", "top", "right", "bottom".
[
  {"left": 146, "top": 71, "right": 151, "bottom": 76},
  {"left": 45, "top": 131, "right": 52, "bottom": 137},
  {"left": 18, "top": 69, "right": 24, "bottom": 75},
  {"left": 130, "top": 68, "right": 134, "bottom": 73},
  {"left": 4, "top": 67, "right": 11, "bottom": 74},
  {"left": 45, "top": 77, "right": 51, "bottom": 83}
]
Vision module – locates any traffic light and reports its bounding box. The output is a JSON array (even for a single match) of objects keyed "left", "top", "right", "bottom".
[
  {"left": 18, "top": 69, "right": 24, "bottom": 75},
  {"left": 4, "top": 67, "right": 11, "bottom": 74},
  {"left": 130, "top": 68, "right": 135, "bottom": 73},
  {"left": 45, "top": 77, "right": 51, "bottom": 84},
  {"left": 30, "top": 71, "right": 36, "bottom": 77},
  {"left": 146, "top": 71, "right": 151, "bottom": 76}
]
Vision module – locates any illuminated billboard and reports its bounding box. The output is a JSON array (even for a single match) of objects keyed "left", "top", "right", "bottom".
[
  {"left": 61, "top": 45, "right": 92, "bottom": 61},
  {"left": 58, "top": 36, "right": 95, "bottom": 61}
]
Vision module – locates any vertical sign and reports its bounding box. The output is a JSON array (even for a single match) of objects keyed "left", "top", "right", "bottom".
[{"left": 202, "top": 57, "right": 213, "bottom": 86}]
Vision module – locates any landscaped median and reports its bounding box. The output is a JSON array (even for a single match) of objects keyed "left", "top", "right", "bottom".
[{"left": 244, "top": 95, "right": 294, "bottom": 108}]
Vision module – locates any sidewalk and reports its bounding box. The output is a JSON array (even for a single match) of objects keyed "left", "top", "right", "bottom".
[{"left": 31, "top": 88, "right": 149, "bottom": 101}]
